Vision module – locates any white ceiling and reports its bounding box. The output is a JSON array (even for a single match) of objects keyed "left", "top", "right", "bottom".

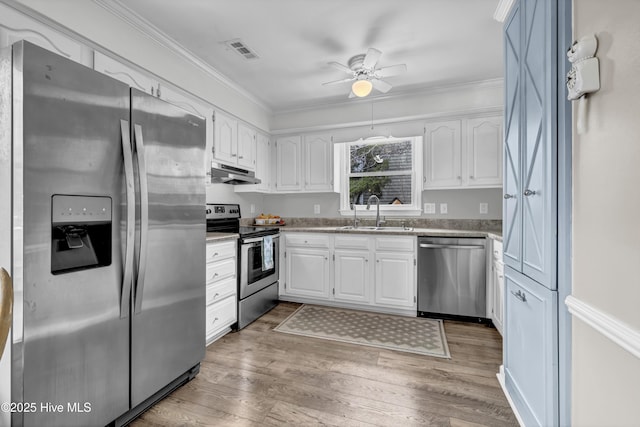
[{"left": 118, "top": 0, "right": 504, "bottom": 112}]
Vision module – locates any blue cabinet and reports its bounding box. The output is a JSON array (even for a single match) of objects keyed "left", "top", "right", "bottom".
[
  {"left": 504, "top": 266, "right": 558, "bottom": 426},
  {"left": 502, "top": 0, "right": 557, "bottom": 291},
  {"left": 502, "top": 0, "right": 561, "bottom": 425}
]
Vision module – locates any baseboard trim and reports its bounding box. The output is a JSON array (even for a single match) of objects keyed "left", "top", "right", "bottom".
[
  {"left": 565, "top": 295, "right": 640, "bottom": 359},
  {"left": 496, "top": 365, "right": 525, "bottom": 427}
]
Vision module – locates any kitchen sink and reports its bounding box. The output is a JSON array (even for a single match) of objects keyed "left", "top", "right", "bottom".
[{"left": 337, "top": 226, "right": 414, "bottom": 231}]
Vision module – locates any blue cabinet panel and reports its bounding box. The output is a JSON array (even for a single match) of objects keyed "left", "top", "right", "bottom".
[{"left": 504, "top": 266, "right": 558, "bottom": 426}]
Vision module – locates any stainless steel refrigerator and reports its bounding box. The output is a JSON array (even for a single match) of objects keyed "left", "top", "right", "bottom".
[{"left": 0, "top": 41, "right": 206, "bottom": 426}]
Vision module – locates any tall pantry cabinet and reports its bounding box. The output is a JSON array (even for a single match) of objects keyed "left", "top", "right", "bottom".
[{"left": 502, "top": 0, "right": 561, "bottom": 425}]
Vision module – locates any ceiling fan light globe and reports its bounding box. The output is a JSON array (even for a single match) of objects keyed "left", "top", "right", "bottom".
[{"left": 352, "top": 80, "right": 373, "bottom": 97}]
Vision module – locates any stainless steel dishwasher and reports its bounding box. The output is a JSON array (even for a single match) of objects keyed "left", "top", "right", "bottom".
[{"left": 417, "top": 237, "right": 487, "bottom": 322}]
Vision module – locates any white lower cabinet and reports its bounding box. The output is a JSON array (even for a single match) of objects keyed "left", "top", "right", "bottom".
[
  {"left": 487, "top": 238, "right": 505, "bottom": 336},
  {"left": 285, "top": 247, "right": 331, "bottom": 299},
  {"left": 281, "top": 233, "right": 416, "bottom": 315},
  {"left": 205, "top": 239, "right": 238, "bottom": 345}
]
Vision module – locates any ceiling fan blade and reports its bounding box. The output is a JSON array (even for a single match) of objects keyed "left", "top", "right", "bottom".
[
  {"left": 372, "top": 79, "right": 392, "bottom": 93},
  {"left": 375, "top": 64, "right": 407, "bottom": 78},
  {"left": 322, "top": 77, "right": 355, "bottom": 86},
  {"left": 362, "top": 48, "right": 382, "bottom": 69},
  {"left": 328, "top": 61, "right": 354, "bottom": 74}
]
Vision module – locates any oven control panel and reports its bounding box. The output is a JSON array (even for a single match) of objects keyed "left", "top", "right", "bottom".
[{"left": 206, "top": 203, "right": 241, "bottom": 219}]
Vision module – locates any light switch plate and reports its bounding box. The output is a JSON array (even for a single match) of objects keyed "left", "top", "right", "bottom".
[
  {"left": 440, "top": 203, "right": 448, "bottom": 214},
  {"left": 424, "top": 203, "right": 436, "bottom": 214},
  {"left": 314, "top": 204, "right": 321, "bottom": 214},
  {"left": 480, "top": 203, "right": 488, "bottom": 214}
]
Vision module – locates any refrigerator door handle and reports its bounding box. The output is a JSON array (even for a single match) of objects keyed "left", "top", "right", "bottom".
[
  {"left": 120, "top": 120, "right": 135, "bottom": 319},
  {"left": 133, "top": 124, "right": 149, "bottom": 314}
]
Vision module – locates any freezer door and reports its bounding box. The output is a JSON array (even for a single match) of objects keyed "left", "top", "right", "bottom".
[
  {"left": 16, "top": 42, "right": 131, "bottom": 426},
  {"left": 130, "top": 88, "right": 206, "bottom": 407}
]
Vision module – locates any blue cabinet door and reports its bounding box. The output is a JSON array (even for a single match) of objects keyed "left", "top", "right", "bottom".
[
  {"left": 502, "top": 1, "right": 522, "bottom": 272},
  {"left": 502, "top": 0, "right": 557, "bottom": 290},
  {"left": 504, "top": 266, "right": 558, "bottom": 426}
]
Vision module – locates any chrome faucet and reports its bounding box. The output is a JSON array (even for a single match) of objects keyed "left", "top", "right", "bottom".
[
  {"left": 351, "top": 197, "right": 359, "bottom": 229},
  {"left": 366, "top": 195, "right": 383, "bottom": 228}
]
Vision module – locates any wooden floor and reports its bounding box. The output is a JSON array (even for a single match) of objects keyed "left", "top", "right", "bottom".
[{"left": 133, "top": 302, "right": 517, "bottom": 426}]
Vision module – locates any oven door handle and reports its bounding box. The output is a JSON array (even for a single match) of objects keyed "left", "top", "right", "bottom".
[{"left": 242, "top": 235, "right": 280, "bottom": 244}]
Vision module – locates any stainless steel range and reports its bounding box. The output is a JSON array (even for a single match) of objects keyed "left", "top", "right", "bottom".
[{"left": 206, "top": 204, "right": 279, "bottom": 329}]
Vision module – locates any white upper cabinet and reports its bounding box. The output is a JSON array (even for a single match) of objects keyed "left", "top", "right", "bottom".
[
  {"left": 234, "top": 131, "right": 271, "bottom": 193},
  {"left": 213, "top": 110, "right": 238, "bottom": 165},
  {"left": 213, "top": 111, "right": 256, "bottom": 171},
  {"left": 275, "top": 136, "right": 302, "bottom": 191},
  {"left": 304, "top": 134, "right": 333, "bottom": 191},
  {"left": 423, "top": 116, "right": 503, "bottom": 190},
  {"left": 237, "top": 122, "right": 257, "bottom": 169},
  {"left": 0, "top": 4, "right": 92, "bottom": 66},
  {"left": 94, "top": 51, "right": 158, "bottom": 96},
  {"left": 424, "top": 120, "right": 462, "bottom": 189},
  {"left": 466, "top": 117, "right": 503, "bottom": 187}
]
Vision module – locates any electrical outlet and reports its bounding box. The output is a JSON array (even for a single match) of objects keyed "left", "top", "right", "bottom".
[
  {"left": 250, "top": 204, "right": 255, "bottom": 214},
  {"left": 440, "top": 203, "right": 448, "bottom": 214},
  {"left": 314, "top": 204, "right": 321, "bottom": 215},
  {"left": 480, "top": 203, "right": 488, "bottom": 214},
  {"left": 424, "top": 203, "right": 436, "bottom": 214}
]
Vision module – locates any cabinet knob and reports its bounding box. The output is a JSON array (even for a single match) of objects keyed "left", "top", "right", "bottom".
[
  {"left": 503, "top": 194, "right": 515, "bottom": 199},
  {"left": 470, "top": 175, "right": 475, "bottom": 179},
  {"left": 457, "top": 176, "right": 461, "bottom": 180},
  {"left": 239, "top": 155, "right": 244, "bottom": 159},
  {"left": 524, "top": 189, "right": 536, "bottom": 196},
  {"left": 231, "top": 153, "right": 237, "bottom": 157}
]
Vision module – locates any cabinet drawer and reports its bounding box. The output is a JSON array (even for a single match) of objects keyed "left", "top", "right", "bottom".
[
  {"left": 206, "top": 295, "right": 237, "bottom": 338},
  {"left": 206, "top": 276, "right": 237, "bottom": 306},
  {"left": 206, "top": 240, "right": 237, "bottom": 263},
  {"left": 285, "top": 233, "right": 330, "bottom": 248},
  {"left": 206, "top": 258, "right": 236, "bottom": 284},
  {"left": 334, "top": 235, "right": 370, "bottom": 250},
  {"left": 374, "top": 237, "right": 414, "bottom": 252}
]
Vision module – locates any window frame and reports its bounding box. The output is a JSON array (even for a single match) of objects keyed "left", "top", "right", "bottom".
[{"left": 338, "top": 136, "right": 423, "bottom": 217}]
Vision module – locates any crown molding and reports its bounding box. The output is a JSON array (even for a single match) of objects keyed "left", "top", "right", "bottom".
[
  {"left": 92, "top": 0, "right": 272, "bottom": 113},
  {"left": 273, "top": 78, "right": 504, "bottom": 115},
  {"left": 493, "top": 0, "right": 516, "bottom": 23},
  {"left": 566, "top": 295, "right": 640, "bottom": 360}
]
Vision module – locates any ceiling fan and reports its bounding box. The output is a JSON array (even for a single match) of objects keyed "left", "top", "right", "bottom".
[{"left": 322, "top": 48, "right": 407, "bottom": 98}]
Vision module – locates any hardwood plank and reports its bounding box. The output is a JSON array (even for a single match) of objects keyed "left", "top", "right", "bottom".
[{"left": 131, "top": 303, "right": 517, "bottom": 427}]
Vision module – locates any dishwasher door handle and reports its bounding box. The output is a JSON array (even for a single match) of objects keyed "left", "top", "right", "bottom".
[{"left": 419, "top": 243, "right": 485, "bottom": 249}]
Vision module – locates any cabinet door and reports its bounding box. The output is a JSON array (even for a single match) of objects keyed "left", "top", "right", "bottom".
[
  {"left": 504, "top": 267, "right": 558, "bottom": 427},
  {"left": 285, "top": 248, "right": 330, "bottom": 299},
  {"left": 374, "top": 252, "right": 415, "bottom": 308},
  {"left": 520, "top": 0, "right": 557, "bottom": 289},
  {"left": 275, "top": 136, "right": 302, "bottom": 191},
  {"left": 334, "top": 250, "right": 371, "bottom": 304},
  {"left": 304, "top": 134, "right": 333, "bottom": 191},
  {"left": 467, "top": 117, "right": 503, "bottom": 187},
  {"left": 160, "top": 86, "right": 214, "bottom": 183},
  {"left": 255, "top": 132, "right": 271, "bottom": 191},
  {"left": 237, "top": 123, "right": 256, "bottom": 170},
  {"left": 493, "top": 261, "right": 504, "bottom": 336},
  {"left": 0, "top": 4, "right": 92, "bottom": 66},
  {"left": 502, "top": 2, "right": 522, "bottom": 272},
  {"left": 213, "top": 111, "right": 237, "bottom": 165},
  {"left": 424, "top": 120, "right": 462, "bottom": 189},
  {"left": 94, "top": 51, "right": 158, "bottom": 96}
]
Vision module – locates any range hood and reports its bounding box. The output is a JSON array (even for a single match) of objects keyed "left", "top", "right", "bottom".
[{"left": 210, "top": 162, "right": 261, "bottom": 185}]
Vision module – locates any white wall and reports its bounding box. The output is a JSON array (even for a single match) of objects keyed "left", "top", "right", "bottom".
[
  {"left": 12, "top": 0, "right": 271, "bottom": 131},
  {"left": 571, "top": 1, "right": 640, "bottom": 425}
]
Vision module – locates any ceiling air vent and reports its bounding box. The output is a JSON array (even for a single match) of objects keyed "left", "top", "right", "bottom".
[{"left": 224, "top": 39, "right": 260, "bottom": 61}]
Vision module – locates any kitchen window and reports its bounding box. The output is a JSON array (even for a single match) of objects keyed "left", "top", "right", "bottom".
[{"left": 338, "top": 136, "right": 422, "bottom": 216}]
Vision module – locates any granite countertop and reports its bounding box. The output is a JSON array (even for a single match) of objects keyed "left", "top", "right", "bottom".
[
  {"left": 206, "top": 232, "right": 239, "bottom": 243},
  {"left": 281, "top": 226, "right": 503, "bottom": 241}
]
